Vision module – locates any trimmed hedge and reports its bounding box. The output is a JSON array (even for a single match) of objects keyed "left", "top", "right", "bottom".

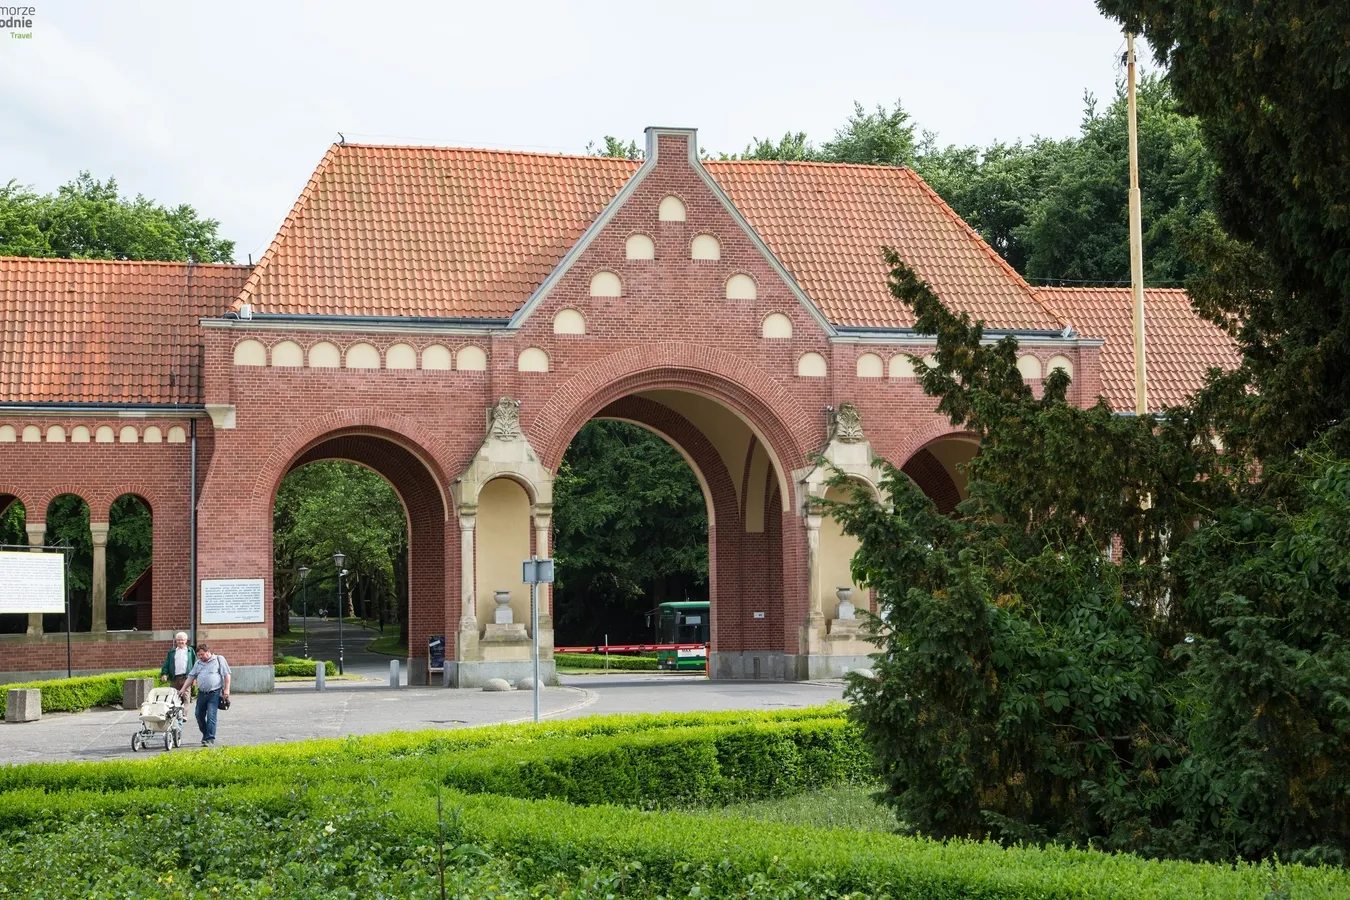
[
  {"left": 4, "top": 779, "right": 1346, "bottom": 898},
  {"left": 5, "top": 708, "right": 1344, "bottom": 897},
  {"left": 273, "top": 656, "right": 337, "bottom": 677},
  {"left": 0, "top": 669, "right": 157, "bottom": 717},
  {"left": 0, "top": 707, "right": 848, "bottom": 796},
  {"left": 555, "top": 652, "right": 658, "bottom": 670}
]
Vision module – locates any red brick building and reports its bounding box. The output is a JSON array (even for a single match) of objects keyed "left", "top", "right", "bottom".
[{"left": 0, "top": 128, "right": 1238, "bottom": 689}]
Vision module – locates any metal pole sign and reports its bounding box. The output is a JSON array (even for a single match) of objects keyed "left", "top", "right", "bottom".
[{"left": 521, "top": 556, "right": 554, "bottom": 722}]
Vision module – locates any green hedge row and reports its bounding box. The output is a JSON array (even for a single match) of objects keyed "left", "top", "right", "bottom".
[
  {"left": 7, "top": 708, "right": 1344, "bottom": 897},
  {"left": 4, "top": 777, "right": 1345, "bottom": 899},
  {"left": 0, "top": 669, "right": 158, "bottom": 717},
  {"left": 0, "top": 706, "right": 847, "bottom": 795},
  {"left": 555, "top": 652, "right": 658, "bottom": 670},
  {"left": 273, "top": 656, "right": 337, "bottom": 677}
]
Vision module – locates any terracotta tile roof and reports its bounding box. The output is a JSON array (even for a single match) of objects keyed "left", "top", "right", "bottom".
[
  {"left": 705, "top": 160, "right": 1064, "bottom": 330},
  {"left": 0, "top": 257, "right": 251, "bottom": 404},
  {"left": 239, "top": 143, "right": 1062, "bottom": 329},
  {"left": 1040, "top": 286, "right": 1242, "bottom": 412},
  {"left": 235, "top": 145, "right": 641, "bottom": 318}
]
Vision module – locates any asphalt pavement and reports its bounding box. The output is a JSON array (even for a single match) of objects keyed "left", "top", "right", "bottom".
[{"left": 0, "top": 619, "right": 845, "bottom": 764}]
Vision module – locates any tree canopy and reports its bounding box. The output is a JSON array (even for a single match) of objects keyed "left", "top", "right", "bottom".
[
  {"left": 1096, "top": 0, "right": 1350, "bottom": 459},
  {"left": 0, "top": 172, "right": 235, "bottom": 262},
  {"left": 607, "top": 80, "right": 1216, "bottom": 288},
  {"left": 835, "top": 0, "right": 1350, "bottom": 865}
]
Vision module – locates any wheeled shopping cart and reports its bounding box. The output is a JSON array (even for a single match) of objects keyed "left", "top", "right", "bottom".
[{"left": 132, "top": 687, "right": 185, "bottom": 752}]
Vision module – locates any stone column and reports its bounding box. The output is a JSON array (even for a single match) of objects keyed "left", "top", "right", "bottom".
[
  {"left": 89, "top": 521, "right": 109, "bottom": 633},
  {"left": 456, "top": 512, "right": 479, "bottom": 661},
  {"left": 25, "top": 523, "right": 44, "bottom": 636},
  {"left": 532, "top": 509, "right": 553, "bottom": 655},
  {"left": 804, "top": 511, "right": 824, "bottom": 624},
  {"left": 532, "top": 510, "right": 552, "bottom": 621}
]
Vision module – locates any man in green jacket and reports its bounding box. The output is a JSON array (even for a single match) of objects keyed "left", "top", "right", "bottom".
[{"left": 160, "top": 632, "right": 195, "bottom": 690}]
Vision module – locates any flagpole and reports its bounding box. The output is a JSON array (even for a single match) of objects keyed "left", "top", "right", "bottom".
[{"left": 1127, "top": 31, "right": 1148, "bottom": 416}]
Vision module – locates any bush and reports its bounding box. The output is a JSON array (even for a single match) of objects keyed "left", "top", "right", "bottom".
[
  {"left": 555, "top": 652, "right": 658, "bottom": 670},
  {"left": 273, "top": 656, "right": 337, "bottom": 677},
  {"left": 0, "top": 669, "right": 158, "bottom": 717},
  {"left": 3, "top": 712, "right": 1347, "bottom": 898}
]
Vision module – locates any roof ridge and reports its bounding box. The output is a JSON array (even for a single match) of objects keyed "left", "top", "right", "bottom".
[
  {"left": 234, "top": 143, "right": 342, "bottom": 312},
  {"left": 1039, "top": 285, "right": 1190, "bottom": 294},
  {"left": 335, "top": 142, "right": 643, "bottom": 165},
  {"left": 0, "top": 256, "right": 251, "bottom": 270},
  {"left": 897, "top": 166, "right": 1067, "bottom": 328}
]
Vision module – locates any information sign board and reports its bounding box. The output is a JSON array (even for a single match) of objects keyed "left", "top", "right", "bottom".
[
  {"left": 200, "top": 578, "right": 265, "bottom": 624},
  {"left": 0, "top": 551, "right": 65, "bottom": 613}
]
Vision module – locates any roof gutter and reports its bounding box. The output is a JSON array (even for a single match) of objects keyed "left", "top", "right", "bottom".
[
  {"left": 201, "top": 313, "right": 510, "bottom": 335},
  {"left": 831, "top": 325, "right": 1104, "bottom": 347}
]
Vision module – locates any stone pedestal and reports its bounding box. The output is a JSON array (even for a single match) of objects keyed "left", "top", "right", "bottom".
[
  {"left": 834, "top": 586, "right": 856, "bottom": 621},
  {"left": 481, "top": 622, "right": 530, "bottom": 656},
  {"left": 493, "top": 590, "right": 514, "bottom": 625},
  {"left": 5, "top": 688, "right": 40, "bottom": 723},
  {"left": 122, "top": 677, "right": 153, "bottom": 710}
]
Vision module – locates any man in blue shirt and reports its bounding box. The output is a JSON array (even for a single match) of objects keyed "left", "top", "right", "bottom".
[{"left": 178, "top": 644, "right": 232, "bottom": 747}]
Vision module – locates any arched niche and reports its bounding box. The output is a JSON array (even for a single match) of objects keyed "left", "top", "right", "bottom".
[
  {"left": 590, "top": 271, "right": 622, "bottom": 298},
  {"left": 308, "top": 341, "right": 340, "bottom": 368},
  {"left": 421, "top": 344, "right": 452, "bottom": 370},
  {"left": 727, "top": 274, "right": 757, "bottom": 300},
  {"left": 889, "top": 355, "right": 916, "bottom": 378},
  {"left": 690, "top": 234, "right": 721, "bottom": 260},
  {"left": 271, "top": 341, "right": 303, "bottom": 367},
  {"left": 797, "top": 352, "right": 827, "bottom": 377},
  {"left": 625, "top": 234, "right": 655, "bottom": 260},
  {"left": 345, "top": 342, "right": 381, "bottom": 369},
  {"left": 553, "top": 309, "right": 586, "bottom": 335},
  {"left": 762, "top": 313, "right": 792, "bottom": 339},
  {"left": 856, "top": 353, "right": 883, "bottom": 378},
  {"left": 457, "top": 345, "right": 487, "bottom": 371},
  {"left": 658, "top": 195, "right": 686, "bottom": 221},
  {"left": 1017, "top": 354, "right": 1043, "bottom": 380},
  {"left": 233, "top": 339, "right": 266, "bottom": 366},
  {"left": 474, "top": 477, "right": 534, "bottom": 628},
  {"left": 518, "top": 347, "right": 550, "bottom": 373},
  {"left": 386, "top": 343, "right": 416, "bottom": 369}
]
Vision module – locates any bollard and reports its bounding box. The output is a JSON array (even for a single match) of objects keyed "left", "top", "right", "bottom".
[
  {"left": 6, "top": 688, "right": 41, "bottom": 723},
  {"left": 122, "top": 677, "right": 153, "bottom": 711},
  {"left": 389, "top": 659, "right": 400, "bottom": 688},
  {"left": 315, "top": 661, "right": 326, "bottom": 692}
]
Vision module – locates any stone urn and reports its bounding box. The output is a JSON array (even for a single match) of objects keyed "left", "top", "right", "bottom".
[
  {"left": 835, "top": 586, "right": 856, "bottom": 620},
  {"left": 493, "top": 590, "right": 514, "bottom": 624}
]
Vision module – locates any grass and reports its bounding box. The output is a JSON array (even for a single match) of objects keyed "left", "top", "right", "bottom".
[
  {"left": 697, "top": 784, "right": 896, "bottom": 833},
  {"left": 364, "top": 631, "right": 408, "bottom": 657},
  {"left": 274, "top": 674, "right": 366, "bottom": 683}
]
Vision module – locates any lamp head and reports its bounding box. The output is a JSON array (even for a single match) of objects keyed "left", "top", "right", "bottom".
[
  {"left": 297, "top": 565, "right": 310, "bottom": 579},
  {"left": 332, "top": 551, "right": 345, "bottom": 569}
]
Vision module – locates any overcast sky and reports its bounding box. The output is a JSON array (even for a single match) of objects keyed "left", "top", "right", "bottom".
[{"left": 3, "top": 0, "right": 1132, "bottom": 263}]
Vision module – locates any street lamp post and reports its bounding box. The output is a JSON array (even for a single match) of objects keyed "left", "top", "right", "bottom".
[
  {"left": 297, "top": 566, "right": 311, "bottom": 658},
  {"left": 333, "top": 551, "right": 346, "bottom": 676}
]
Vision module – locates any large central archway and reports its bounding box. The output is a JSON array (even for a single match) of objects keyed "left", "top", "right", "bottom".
[{"left": 532, "top": 358, "right": 812, "bottom": 680}]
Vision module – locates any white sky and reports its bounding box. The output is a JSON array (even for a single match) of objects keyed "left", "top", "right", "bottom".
[{"left": 2, "top": 0, "right": 1131, "bottom": 263}]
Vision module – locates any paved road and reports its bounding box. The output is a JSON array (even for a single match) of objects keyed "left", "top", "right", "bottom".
[
  {"left": 281, "top": 616, "right": 404, "bottom": 682},
  {"left": 0, "top": 624, "right": 845, "bottom": 764}
]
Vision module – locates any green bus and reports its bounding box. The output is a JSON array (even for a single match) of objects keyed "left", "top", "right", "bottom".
[{"left": 650, "top": 601, "right": 709, "bottom": 671}]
